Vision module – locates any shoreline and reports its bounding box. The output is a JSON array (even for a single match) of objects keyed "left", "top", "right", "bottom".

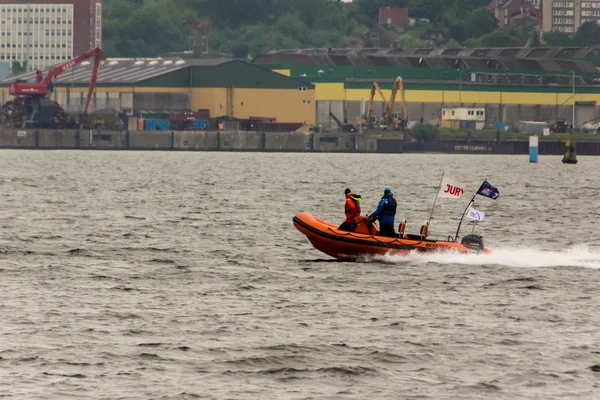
[{"left": 0, "top": 129, "right": 593, "bottom": 155}]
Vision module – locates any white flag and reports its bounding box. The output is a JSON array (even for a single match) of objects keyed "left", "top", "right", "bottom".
[
  {"left": 438, "top": 176, "right": 466, "bottom": 199},
  {"left": 466, "top": 207, "right": 485, "bottom": 222}
]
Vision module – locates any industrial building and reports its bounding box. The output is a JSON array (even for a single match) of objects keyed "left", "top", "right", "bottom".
[
  {"left": 0, "top": 59, "right": 316, "bottom": 125},
  {"left": 0, "top": 0, "right": 102, "bottom": 70},
  {"left": 253, "top": 47, "right": 600, "bottom": 130},
  {"left": 4, "top": 45, "right": 600, "bottom": 132}
]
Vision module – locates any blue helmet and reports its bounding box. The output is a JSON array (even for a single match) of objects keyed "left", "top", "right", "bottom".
[{"left": 384, "top": 187, "right": 391, "bottom": 194}]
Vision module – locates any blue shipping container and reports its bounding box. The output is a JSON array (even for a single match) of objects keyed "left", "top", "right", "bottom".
[
  {"left": 158, "top": 119, "right": 170, "bottom": 130},
  {"left": 495, "top": 122, "right": 508, "bottom": 132},
  {"left": 193, "top": 120, "right": 208, "bottom": 129},
  {"left": 144, "top": 119, "right": 157, "bottom": 131}
]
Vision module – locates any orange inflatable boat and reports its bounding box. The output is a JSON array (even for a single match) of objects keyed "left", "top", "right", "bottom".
[{"left": 293, "top": 213, "right": 490, "bottom": 260}]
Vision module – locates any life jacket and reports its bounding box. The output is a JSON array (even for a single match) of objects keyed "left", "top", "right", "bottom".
[
  {"left": 345, "top": 194, "right": 361, "bottom": 215},
  {"left": 382, "top": 196, "right": 397, "bottom": 216},
  {"left": 351, "top": 194, "right": 361, "bottom": 213}
]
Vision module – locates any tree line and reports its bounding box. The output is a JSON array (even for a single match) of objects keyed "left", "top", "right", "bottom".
[{"left": 101, "top": 0, "right": 600, "bottom": 59}]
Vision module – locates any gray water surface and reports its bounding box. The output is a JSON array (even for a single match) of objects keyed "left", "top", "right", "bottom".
[{"left": 0, "top": 151, "right": 599, "bottom": 399}]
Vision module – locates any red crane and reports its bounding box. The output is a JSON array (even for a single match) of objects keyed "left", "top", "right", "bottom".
[{"left": 9, "top": 47, "right": 104, "bottom": 114}]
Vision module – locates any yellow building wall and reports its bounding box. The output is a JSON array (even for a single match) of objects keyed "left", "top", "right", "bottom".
[
  {"left": 272, "top": 69, "right": 291, "bottom": 76},
  {"left": 190, "top": 87, "right": 315, "bottom": 124},
  {"left": 234, "top": 88, "right": 315, "bottom": 124},
  {"left": 191, "top": 88, "right": 228, "bottom": 115},
  {"left": 316, "top": 83, "right": 345, "bottom": 101},
  {"left": 341, "top": 88, "right": 600, "bottom": 106}
]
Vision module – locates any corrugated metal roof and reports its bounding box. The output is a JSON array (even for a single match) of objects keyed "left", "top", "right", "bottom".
[{"left": 0, "top": 58, "right": 234, "bottom": 85}]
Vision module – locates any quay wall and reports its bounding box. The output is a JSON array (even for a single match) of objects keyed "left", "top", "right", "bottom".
[{"left": 1, "top": 129, "right": 599, "bottom": 155}]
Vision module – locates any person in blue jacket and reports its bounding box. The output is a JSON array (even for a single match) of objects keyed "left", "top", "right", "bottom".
[{"left": 368, "top": 187, "right": 397, "bottom": 237}]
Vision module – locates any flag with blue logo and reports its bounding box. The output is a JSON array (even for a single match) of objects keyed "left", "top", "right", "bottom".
[
  {"left": 476, "top": 180, "right": 499, "bottom": 200},
  {"left": 466, "top": 206, "right": 484, "bottom": 221}
]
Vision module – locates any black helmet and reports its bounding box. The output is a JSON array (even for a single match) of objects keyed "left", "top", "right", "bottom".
[{"left": 344, "top": 188, "right": 351, "bottom": 195}]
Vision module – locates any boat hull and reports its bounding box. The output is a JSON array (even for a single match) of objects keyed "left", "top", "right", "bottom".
[{"left": 293, "top": 213, "right": 486, "bottom": 260}]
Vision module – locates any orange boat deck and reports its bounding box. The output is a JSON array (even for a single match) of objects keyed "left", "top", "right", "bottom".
[{"left": 293, "top": 212, "right": 485, "bottom": 260}]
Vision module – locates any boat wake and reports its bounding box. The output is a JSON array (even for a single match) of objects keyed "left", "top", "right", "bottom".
[{"left": 378, "top": 245, "right": 600, "bottom": 269}]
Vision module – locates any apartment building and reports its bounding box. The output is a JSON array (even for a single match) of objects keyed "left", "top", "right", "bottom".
[
  {"left": 0, "top": 0, "right": 102, "bottom": 71},
  {"left": 542, "top": 0, "right": 600, "bottom": 32}
]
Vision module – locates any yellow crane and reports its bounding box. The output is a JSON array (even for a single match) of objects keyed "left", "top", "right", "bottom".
[
  {"left": 361, "top": 82, "right": 388, "bottom": 129},
  {"left": 382, "top": 76, "right": 408, "bottom": 130}
]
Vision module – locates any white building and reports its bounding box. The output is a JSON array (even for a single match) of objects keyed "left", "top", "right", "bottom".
[
  {"left": 442, "top": 107, "right": 485, "bottom": 130},
  {"left": 0, "top": 1, "right": 102, "bottom": 71}
]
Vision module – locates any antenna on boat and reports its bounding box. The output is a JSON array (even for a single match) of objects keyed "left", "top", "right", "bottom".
[{"left": 426, "top": 171, "right": 445, "bottom": 231}]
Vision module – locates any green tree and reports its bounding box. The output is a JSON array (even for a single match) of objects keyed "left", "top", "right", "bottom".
[
  {"left": 542, "top": 30, "right": 574, "bottom": 46},
  {"left": 446, "top": 38, "right": 462, "bottom": 48},
  {"left": 411, "top": 123, "right": 435, "bottom": 143},
  {"left": 529, "top": 29, "right": 541, "bottom": 47},
  {"left": 411, "top": 0, "right": 443, "bottom": 21},
  {"left": 231, "top": 42, "right": 250, "bottom": 58},
  {"left": 480, "top": 29, "right": 523, "bottom": 47},
  {"left": 574, "top": 21, "right": 600, "bottom": 45},
  {"left": 100, "top": 0, "right": 537, "bottom": 58},
  {"left": 448, "top": 23, "right": 466, "bottom": 43},
  {"left": 275, "top": 13, "right": 309, "bottom": 45},
  {"left": 512, "top": 17, "right": 536, "bottom": 43},
  {"left": 463, "top": 8, "right": 497, "bottom": 39},
  {"left": 10, "top": 61, "right": 27, "bottom": 76}
]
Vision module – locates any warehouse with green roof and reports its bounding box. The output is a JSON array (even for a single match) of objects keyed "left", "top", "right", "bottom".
[
  {"left": 253, "top": 47, "right": 600, "bottom": 129},
  {"left": 0, "top": 59, "right": 316, "bottom": 125}
]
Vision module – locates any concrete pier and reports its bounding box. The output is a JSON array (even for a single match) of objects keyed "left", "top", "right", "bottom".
[{"left": 1, "top": 129, "right": 599, "bottom": 155}]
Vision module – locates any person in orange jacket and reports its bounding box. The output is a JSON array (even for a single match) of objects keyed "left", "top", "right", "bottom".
[{"left": 338, "top": 188, "right": 362, "bottom": 232}]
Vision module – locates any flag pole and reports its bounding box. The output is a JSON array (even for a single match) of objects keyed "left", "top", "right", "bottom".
[
  {"left": 427, "top": 171, "right": 444, "bottom": 227},
  {"left": 454, "top": 194, "right": 475, "bottom": 242}
]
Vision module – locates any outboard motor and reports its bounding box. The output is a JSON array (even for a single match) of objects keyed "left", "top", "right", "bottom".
[{"left": 461, "top": 234, "right": 484, "bottom": 253}]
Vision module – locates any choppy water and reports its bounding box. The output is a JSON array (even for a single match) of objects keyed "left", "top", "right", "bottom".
[{"left": 0, "top": 150, "right": 599, "bottom": 399}]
